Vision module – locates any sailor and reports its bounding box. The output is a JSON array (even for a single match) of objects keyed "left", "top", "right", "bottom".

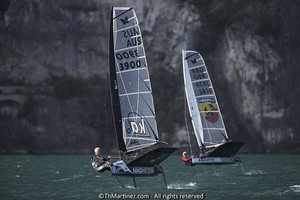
[
  {"left": 91, "top": 147, "right": 111, "bottom": 172},
  {"left": 181, "top": 152, "right": 192, "bottom": 165}
]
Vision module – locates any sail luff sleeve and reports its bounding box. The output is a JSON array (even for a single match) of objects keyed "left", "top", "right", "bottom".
[
  {"left": 183, "top": 50, "right": 205, "bottom": 147},
  {"left": 109, "top": 7, "right": 127, "bottom": 152}
]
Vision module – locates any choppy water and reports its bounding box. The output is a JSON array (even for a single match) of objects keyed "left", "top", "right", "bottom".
[{"left": 0, "top": 154, "right": 299, "bottom": 200}]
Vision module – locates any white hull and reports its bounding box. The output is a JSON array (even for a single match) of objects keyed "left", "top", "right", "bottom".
[
  {"left": 111, "top": 160, "right": 159, "bottom": 176},
  {"left": 192, "top": 156, "right": 236, "bottom": 164}
]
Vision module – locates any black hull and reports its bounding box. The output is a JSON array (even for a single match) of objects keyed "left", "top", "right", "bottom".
[
  {"left": 127, "top": 146, "right": 177, "bottom": 167},
  {"left": 206, "top": 141, "right": 244, "bottom": 157}
]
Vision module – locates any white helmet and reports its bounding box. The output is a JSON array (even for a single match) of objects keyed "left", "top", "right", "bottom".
[{"left": 182, "top": 152, "right": 187, "bottom": 156}]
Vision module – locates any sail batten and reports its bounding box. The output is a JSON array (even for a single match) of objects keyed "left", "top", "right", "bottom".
[
  {"left": 119, "top": 91, "right": 151, "bottom": 97},
  {"left": 116, "top": 67, "right": 146, "bottom": 74},
  {"left": 123, "top": 116, "right": 156, "bottom": 119},
  {"left": 110, "top": 7, "right": 159, "bottom": 154},
  {"left": 115, "top": 45, "right": 143, "bottom": 52},
  {"left": 188, "top": 64, "right": 206, "bottom": 69}
]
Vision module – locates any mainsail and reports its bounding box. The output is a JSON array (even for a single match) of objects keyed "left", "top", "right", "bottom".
[
  {"left": 109, "top": 7, "right": 159, "bottom": 153},
  {"left": 182, "top": 50, "right": 229, "bottom": 149}
]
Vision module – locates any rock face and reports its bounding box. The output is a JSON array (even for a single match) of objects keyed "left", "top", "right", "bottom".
[{"left": 0, "top": 0, "right": 299, "bottom": 153}]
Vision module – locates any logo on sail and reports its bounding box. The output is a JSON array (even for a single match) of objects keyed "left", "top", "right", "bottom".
[
  {"left": 191, "top": 58, "right": 197, "bottom": 64},
  {"left": 126, "top": 118, "right": 146, "bottom": 135},
  {"left": 199, "top": 103, "right": 219, "bottom": 123},
  {"left": 120, "top": 16, "right": 129, "bottom": 25},
  {"left": 198, "top": 97, "right": 215, "bottom": 103}
]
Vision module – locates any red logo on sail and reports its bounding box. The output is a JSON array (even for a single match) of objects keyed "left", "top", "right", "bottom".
[
  {"left": 205, "top": 111, "right": 219, "bottom": 123},
  {"left": 199, "top": 103, "right": 219, "bottom": 123}
]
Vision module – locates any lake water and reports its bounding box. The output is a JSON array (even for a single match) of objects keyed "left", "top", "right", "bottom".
[{"left": 0, "top": 154, "right": 299, "bottom": 200}]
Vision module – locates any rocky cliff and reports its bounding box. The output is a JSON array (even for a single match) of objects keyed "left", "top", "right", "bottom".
[{"left": 0, "top": 0, "right": 299, "bottom": 153}]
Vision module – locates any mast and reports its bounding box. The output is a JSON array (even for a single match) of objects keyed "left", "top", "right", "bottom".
[{"left": 109, "top": 7, "right": 126, "bottom": 152}]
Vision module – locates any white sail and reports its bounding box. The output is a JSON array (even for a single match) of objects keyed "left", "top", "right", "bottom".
[
  {"left": 183, "top": 50, "right": 229, "bottom": 148},
  {"left": 110, "top": 7, "right": 159, "bottom": 153}
]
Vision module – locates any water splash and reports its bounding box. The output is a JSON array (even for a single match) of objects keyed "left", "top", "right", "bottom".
[
  {"left": 277, "top": 185, "right": 300, "bottom": 196},
  {"left": 124, "top": 185, "right": 135, "bottom": 189},
  {"left": 244, "top": 169, "right": 265, "bottom": 176},
  {"left": 54, "top": 177, "right": 72, "bottom": 182},
  {"left": 239, "top": 162, "right": 246, "bottom": 174},
  {"left": 290, "top": 185, "right": 300, "bottom": 193},
  {"left": 53, "top": 174, "right": 84, "bottom": 182},
  {"left": 72, "top": 174, "right": 84, "bottom": 179},
  {"left": 167, "top": 182, "right": 197, "bottom": 189}
]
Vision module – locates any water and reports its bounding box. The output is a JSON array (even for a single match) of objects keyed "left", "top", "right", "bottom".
[{"left": 0, "top": 154, "right": 299, "bottom": 200}]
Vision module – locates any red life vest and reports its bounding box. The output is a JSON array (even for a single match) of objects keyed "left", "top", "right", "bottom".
[{"left": 182, "top": 156, "right": 192, "bottom": 163}]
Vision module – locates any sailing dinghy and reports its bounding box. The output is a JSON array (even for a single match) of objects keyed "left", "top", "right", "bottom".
[
  {"left": 108, "top": 7, "right": 176, "bottom": 188},
  {"left": 182, "top": 50, "right": 243, "bottom": 165}
]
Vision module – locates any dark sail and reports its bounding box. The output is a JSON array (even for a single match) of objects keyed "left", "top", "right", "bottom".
[{"left": 109, "top": 7, "right": 159, "bottom": 153}]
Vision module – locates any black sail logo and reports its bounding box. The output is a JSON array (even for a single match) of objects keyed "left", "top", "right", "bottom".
[
  {"left": 191, "top": 58, "right": 197, "bottom": 64},
  {"left": 120, "top": 16, "right": 129, "bottom": 25}
]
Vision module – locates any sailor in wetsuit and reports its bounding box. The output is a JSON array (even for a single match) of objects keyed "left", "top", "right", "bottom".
[
  {"left": 181, "top": 152, "right": 193, "bottom": 165},
  {"left": 91, "top": 147, "right": 111, "bottom": 172}
]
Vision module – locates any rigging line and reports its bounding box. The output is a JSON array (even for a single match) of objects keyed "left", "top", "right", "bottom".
[
  {"left": 185, "top": 52, "right": 199, "bottom": 60},
  {"left": 184, "top": 93, "right": 193, "bottom": 156},
  {"left": 113, "top": 7, "right": 133, "bottom": 20},
  {"left": 104, "top": 73, "right": 110, "bottom": 152}
]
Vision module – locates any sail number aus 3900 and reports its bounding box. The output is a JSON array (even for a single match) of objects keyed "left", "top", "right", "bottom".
[{"left": 116, "top": 50, "right": 142, "bottom": 71}]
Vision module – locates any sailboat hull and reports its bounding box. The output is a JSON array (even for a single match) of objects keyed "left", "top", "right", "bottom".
[
  {"left": 111, "top": 146, "right": 176, "bottom": 176},
  {"left": 127, "top": 147, "right": 177, "bottom": 167},
  {"left": 206, "top": 141, "right": 244, "bottom": 157},
  {"left": 192, "top": 141, "right": 243, "bottom": 164},
  {"left": 192, "top": 156, "right": 237, "bottom": 164},
  {"left": 111, "top": 165, "right": 161, "bottom": 176}
]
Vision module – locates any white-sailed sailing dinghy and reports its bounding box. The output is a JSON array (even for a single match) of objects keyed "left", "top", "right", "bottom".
[
  {"left": 182, "top": 50, "right": 243, "bottom": 165},
  {"left": 108, "top": 7, "right": 176, "bottom": 188}
]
